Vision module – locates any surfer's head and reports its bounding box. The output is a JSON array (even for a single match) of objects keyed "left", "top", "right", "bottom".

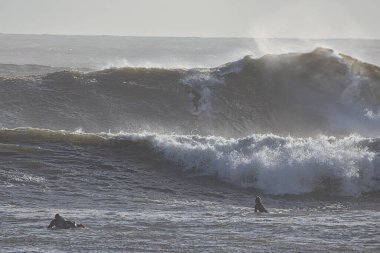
[
  {"left": 55, "top": 213, "right": 60, "bottom": 219},
  {"left": 255, "top": 196, "right": 261, "bottom": 204}
]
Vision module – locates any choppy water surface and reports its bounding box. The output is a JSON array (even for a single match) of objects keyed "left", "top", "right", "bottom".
[{"left": 1, "top": 35, "right": 380, "bottom": 252}]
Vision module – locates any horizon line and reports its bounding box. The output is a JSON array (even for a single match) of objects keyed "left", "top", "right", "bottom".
[{"left": 1, "top": 32, "right": 379, "bottom": 41}]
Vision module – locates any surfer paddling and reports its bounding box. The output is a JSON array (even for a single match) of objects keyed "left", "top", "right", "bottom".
[
  {"left": 47, "top": 214, "right": 85, "bottom": 229},
  {"left": 254, "top": 196, "right": 268, "bottom": 213}
]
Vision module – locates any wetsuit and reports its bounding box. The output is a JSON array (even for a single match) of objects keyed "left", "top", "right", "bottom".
[
  {"left": 255, "top": 202, "right": 268, "bottom": 213},
  {"left": 48, "top": 216, "right": 78, "bottom": 229}
]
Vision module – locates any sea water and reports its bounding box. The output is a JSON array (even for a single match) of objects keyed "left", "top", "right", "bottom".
[{"left": 0, "top": 34, "right": 379, "bottom": 252}]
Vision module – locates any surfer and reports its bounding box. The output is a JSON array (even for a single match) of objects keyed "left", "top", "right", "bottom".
[
  {"left": 47, "top": 214, "right": 85, "bottom": 229},
  {"left": 254, "top": 196, "right": 268, "bottom": 213}
]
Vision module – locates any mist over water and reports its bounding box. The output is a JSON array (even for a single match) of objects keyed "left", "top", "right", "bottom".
[
  {"left": 1, "top": 34, "right": 380, "bottom": 70},
  {"left": 1, "top": 35, "right": 380, "bottom": 252}
]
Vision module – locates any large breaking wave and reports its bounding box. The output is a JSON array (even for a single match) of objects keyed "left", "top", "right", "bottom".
[
  {"left": 1, "top": 47, "right": 380, "bottom": 136},
  {"left": 1, "top": 48, "right": 380, "bottom": 196}
]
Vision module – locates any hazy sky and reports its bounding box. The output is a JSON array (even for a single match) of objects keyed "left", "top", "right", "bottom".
[{"left": 0, "top": 0, "right": 379, "bottom": 38}]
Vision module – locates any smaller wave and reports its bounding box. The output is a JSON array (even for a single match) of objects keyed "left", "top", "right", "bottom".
[
  {"left": 0, "top": 170, "right": 46, "bottom": 185},
  {"left": 0, "top": 63, "right": 91, "bottom": 77},
  {"left": 0, "top": 127, "right": 108, "bottom": 145},
  {"left": 2, "top": 128, "right": 379, "bottom": 196},
  {"left": 143, "top": 133, "right": 380, "bottom": 196}
]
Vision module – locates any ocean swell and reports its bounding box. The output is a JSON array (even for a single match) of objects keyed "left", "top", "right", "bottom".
[
  {"left": 1, "top": 47, "right": 380, "bottom": 196},
  {"left": 1, "top": 48, "right": 380, "bottom": 136}
]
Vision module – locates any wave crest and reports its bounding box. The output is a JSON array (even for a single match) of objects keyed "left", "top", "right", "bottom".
[{"left": 1, "top": 48, "right": 380, "bottom": 136}]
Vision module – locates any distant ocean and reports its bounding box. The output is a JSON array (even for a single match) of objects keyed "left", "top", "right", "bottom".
[{"left": 1, "top": 34, "right": 379, "bottom": 252}]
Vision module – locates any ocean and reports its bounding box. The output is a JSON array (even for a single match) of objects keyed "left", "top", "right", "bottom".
[{"left": 0, "top": 34, "right": 379, "bottom": 252}]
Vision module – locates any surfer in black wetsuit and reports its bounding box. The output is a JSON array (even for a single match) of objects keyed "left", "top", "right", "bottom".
[
  {"left": 47, "top": 214, "right": 85, "bottom": 229},
  {"left": 254, "top": 196, "right": 268, "bottom": 213}
]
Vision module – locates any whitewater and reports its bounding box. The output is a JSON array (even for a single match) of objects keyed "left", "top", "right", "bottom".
[{"left": 1, "top": 34, "right": 379, "bottom": 252}]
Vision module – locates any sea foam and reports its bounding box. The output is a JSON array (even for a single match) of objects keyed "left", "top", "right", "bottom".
[{"left": 120, "top": 132, "right": 380, "bottom": 196}]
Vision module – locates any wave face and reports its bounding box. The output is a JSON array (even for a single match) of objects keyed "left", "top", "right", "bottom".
[
  {"left": 1, "top": 128, "right": 380, "bottom": 196},
  {"left": 1, "top": 46, "right": 380, "bottom": 197},
  {"left": 1, "top": 48, "right": 380, "bottom": 136}
]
